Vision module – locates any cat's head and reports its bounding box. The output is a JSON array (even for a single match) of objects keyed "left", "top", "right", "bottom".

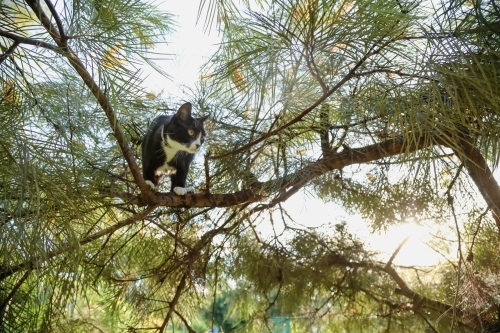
[{"left": 165, "top": 102, "right": 209, "bottom": 154}]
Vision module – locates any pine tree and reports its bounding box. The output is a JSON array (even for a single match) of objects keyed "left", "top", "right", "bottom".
[{"left": 1, "top": 0, "right": 499, "bottom": 332}]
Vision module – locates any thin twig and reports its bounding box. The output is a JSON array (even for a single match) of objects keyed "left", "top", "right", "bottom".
[
  {"left": 448, "top": 193, "right": 463, "bottom": 333},
  {"left": 0, "top": 41, "right": 20, "bottom": 65},
  {"left": 0, "top": 270, "right": 30, "bottom": 322},
  {"left": 173, "top": 310, "right": 196, "bottom": 333},
  {"left": 204, "top": 153, "right": 211, "bottom": 193},
  {"left": 150, "top": 220, "right": 193, "bottom": 250},
  {"left": 210, "top": 40, "right": 386, "bottom": 160},
  {"left": 415, "top": 309, "right": 439, "bottom": 333},
  {"left": 385, "top": 236, "right": 410, "bottom": 269},
  {"left": 469, "top": 206, "right": 490, "bottom": 258},
  {"left": 444, "top": 163, "right": 464, "bottom": 198},
  {"left": 303, "top": 41, "right": 328, "bottom": 93},
  {"left": 354, "top": 68, "right": 439, "bottom": 82},
  {"left": 329, "top": 115, "right": 383, "bottom": 130}
]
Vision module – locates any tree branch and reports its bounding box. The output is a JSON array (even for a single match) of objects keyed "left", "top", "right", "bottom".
[
  {"left": 353, "top": 68, "right": 438, "bottom": 82},
  {"left": 173, "top": 309, "right": 196, "bottom": 333},
  {"left": 0, "top": 205, "right": 157, "bottom": 281},
  {"left": 385, "top": 236, "right": 410, "bottom": 269},
  {"left": 0, "top": 270, "right": 30, "bottom": 323},
  {"left": 0, "top": 30, "right": 59, "bottom": 53},
  {"left": 303, "top": 41, "right": 328, "bottom": 93},
  {"left": 150, "top": 220, "right": 193, "bottom": 250},
  {"left": 23, "top": 0, "right": 157, "bottom": 204},
  {"left": 449, "top": 136, "right": 500, "bottom": 232},
  {"left": 126, "top": 134, "right": 439, "bottom": 208},
  {"left": 42, "top": 0, "right": 67, "bottom": 45},
  {"left": 211, "top": 42, "right": 383, "bottom": 160},
  {"left": 24, "top": 0, "right": 61, "bottom": 42},
  {"left": 160, "top": 272, "right": 188, "bottom": 333},
  {"left": 0, "top": 41, "right": 20, "bottom": 65},
  {"left": 323, "top": 252, "right": 478, "bottom": 328},
  {"left": 415, "top": 309, "right": 440, "bottom": 333}
]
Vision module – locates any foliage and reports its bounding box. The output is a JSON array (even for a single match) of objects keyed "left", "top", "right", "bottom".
[{"left": 1, "top": 0, "right": 500, "bottom": 332}]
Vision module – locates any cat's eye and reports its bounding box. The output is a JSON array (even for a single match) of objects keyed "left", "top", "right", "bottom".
[{"left": 188, "top": 130, "right": 195, "bottom": 136}]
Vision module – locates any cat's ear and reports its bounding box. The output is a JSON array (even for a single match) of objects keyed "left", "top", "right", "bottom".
[
  {"left": 198, "top": 114, "right": 210, "bottom": 123},
  {"left": 176, "top": 102, "right": 192, "bottom": 122}
]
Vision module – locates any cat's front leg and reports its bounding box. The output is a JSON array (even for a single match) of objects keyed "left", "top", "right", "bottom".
[
  {"left": 143, "top": 165, "right": 158, "bottom": 191},
  {"left": 170, "top": 165, "right": 194, "bottom": 195}
]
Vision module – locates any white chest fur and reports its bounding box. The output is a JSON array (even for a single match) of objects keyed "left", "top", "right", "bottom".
[
  {"left": 155, "top": 137, "right": 181, "bottom": 175},
  {"left": 155, "top": 131, "right": 198, "bottom": 175},
  {"left": 158, "top": 136, "right": 196, "bottom": 195}
]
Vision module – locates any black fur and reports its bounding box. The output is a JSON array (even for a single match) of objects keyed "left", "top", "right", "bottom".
[{"left": 141, "top": 102, "right": 209, "bottom": 193}]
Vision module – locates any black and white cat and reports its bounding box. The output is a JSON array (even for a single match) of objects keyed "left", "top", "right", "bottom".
[{"left": 141, "top": 102, "right": 209, "bottom": 195}]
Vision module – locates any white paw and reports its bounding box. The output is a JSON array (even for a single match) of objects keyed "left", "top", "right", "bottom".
[
  {"left": 145, "top": 180, "right": 155, "bottom": 190},
  {"left": 173, "top": 187, "right": 194, "bottom": 195}
]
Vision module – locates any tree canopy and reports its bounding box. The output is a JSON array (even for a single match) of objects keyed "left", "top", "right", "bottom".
[{"left": 1, "top": 0, "right": 500, "bottom": 332}]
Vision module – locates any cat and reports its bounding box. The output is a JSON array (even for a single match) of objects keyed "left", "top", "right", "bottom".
[{"left": 141, "top": 102, "right": 209, "bottom": 195}]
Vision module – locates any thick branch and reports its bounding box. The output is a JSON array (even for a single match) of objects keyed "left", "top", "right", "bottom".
[
  {"left": 450, "top": 136, "right": 500, "bottom": 232},
  {"left": 137, "top": 134, "right": 437, "bottom": 208}
]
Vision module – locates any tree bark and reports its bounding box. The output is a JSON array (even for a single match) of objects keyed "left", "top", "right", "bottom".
[{"left": 449, "top": 136, "right": 500, "bottom": 232}]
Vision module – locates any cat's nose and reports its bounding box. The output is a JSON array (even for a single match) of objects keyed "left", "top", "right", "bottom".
[{"left": 195, "top": 144, "right": 201, "bottom": 149}]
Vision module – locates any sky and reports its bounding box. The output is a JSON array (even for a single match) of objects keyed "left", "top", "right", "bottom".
[
  {"left": 145, "top": 0, "right": 446, "bottom": 267},
  {"left": 143, "top": 0, "right": 220, "bottom": 101}
]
